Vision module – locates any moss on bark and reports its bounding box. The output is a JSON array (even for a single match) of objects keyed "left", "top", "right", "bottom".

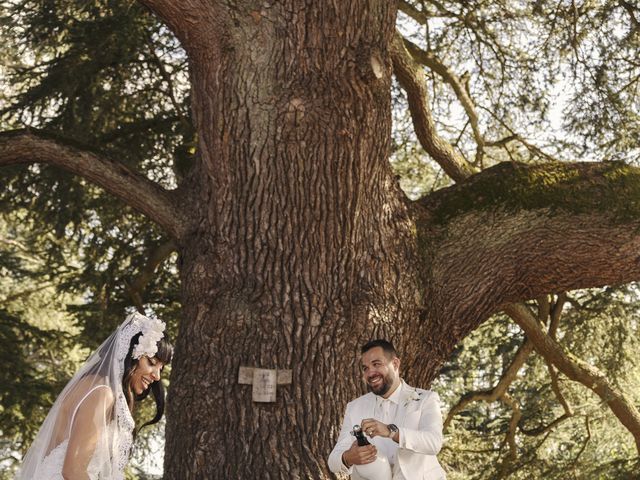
[{"left": 422, "top": 161, "right": 640, "bottom": 226}]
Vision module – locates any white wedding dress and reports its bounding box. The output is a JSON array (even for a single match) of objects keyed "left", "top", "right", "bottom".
[
  {"left": 32, "top": 384, "right": 134, "bottom": 479},
  {"left": 36, "top": 438, "right": 102, "bottom": 480},
  {"left": 37, "top": 439, "right": 86, "bottom": 479},
  {"left": 19, "top": 314, "right": 145, "bottom": 480}
]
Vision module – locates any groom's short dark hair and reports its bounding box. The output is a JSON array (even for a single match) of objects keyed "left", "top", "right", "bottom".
[{"left": 361, "top": 339, "right": 398, "bottom": 359}]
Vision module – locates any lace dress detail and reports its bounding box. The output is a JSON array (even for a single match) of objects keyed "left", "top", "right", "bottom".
[
  {"left": 34, "top": 438, "right": 109, "bottom": 479},
  {"left": 33, "top": 440, "right": 67, "bottom": 480},
  {"left": 115, "top": 391, "right": 135, "bottom": 474},
  {"left": 114, "top": 320, "right": 138, "bottom": 473}
]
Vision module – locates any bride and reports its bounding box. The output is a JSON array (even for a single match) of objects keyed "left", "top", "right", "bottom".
[{"left": 18, "top": 311, "right": 173, "bottom": 479}]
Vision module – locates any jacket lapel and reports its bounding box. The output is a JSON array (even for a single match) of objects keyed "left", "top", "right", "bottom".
[{"left": 397, "top": 381, "right": 422, "bottom": 427}]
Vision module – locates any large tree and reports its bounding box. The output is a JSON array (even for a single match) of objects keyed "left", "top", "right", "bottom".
[{"left": 1, "top": 0, "right": 639, "bottom": 478}]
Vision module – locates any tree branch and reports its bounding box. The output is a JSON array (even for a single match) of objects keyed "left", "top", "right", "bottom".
[
  {"left": 2, "top": 282, "right": 56, "bottom": 303},
  {"left": 402, "top": 37, "right": 486, "bottom": 165},
  {"left": 485, "top": 135, "right": 518, "bottom": 148},
  {"left": 523, "top": 295, "right": 574, "bottom": 435},
  {"left": 545, "top": 360, "right": 573, "bottom": 414},
  {"left": 548, "top": 293, "right": 567, "bottom": 338},
  {"left": 504, "top": 302, "right": 640, "bottom": 453},
  {"left": 137, "top": 0, "right": 224, "bottom": 56},
  {"left": 415, "top": 160, "right": 640, "bottom": 375},
  {"left": 418, "top": 161, "right": 640, "bottom": 316},
  {"left": 500, "top": 393, "right": 521, "bottom": 463},
  {"left": 619, "top": 0, "right": 640, "bottom": 31},
  {"left": 390, "top": 31, "right": 477, "bottom": 182},
  {"left": 0, "top": 129, "right": 188, "bottom": 239},
  {"left": 478, "top": 107, "right": 561, "bottom": 163},
  {"left": 518, "top": 411, "right": 573, "bottom": 437},
  {"left": 444, "top": 337, "right": 534, "bottom": 429},
  {"left": 0, "top": 237, "right": 29, "bottom": 252},
  {"left": 545, "top": 294, "right": 572, "bottom": 417},
  {"left": 570, "top": 416, "right": 592, "bottom": 469},
  {"left": 125, "top": 240, "right": 177, "bottom": 313},
  {"left": 398, "top": 1, "right": 428, "bottom": 24}
]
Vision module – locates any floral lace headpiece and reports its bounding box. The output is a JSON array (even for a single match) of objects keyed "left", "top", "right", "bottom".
[{"left": 131, "top": 313, "right": 167, "bottom": 360}]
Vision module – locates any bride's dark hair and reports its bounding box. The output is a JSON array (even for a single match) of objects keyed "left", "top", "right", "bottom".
[{"left": 122, "top": 332, "right": 173, "bottom": 432}]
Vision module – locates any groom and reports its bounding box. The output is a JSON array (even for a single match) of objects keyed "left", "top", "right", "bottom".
[{"left": 328, "top": 339, "right": 446, "bottom": 480}]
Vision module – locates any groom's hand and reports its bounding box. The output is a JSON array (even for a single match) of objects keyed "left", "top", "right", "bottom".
[
  {"left": 342, "top": 441, "right": 377, "bottom": 466},
  {"left": 361, "top": 418, "right": 390, "bottom": 438}
]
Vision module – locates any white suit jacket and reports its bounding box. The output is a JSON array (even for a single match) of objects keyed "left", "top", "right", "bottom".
[{"left": 328, "top": 382, "right": 446, "bottom": 480}]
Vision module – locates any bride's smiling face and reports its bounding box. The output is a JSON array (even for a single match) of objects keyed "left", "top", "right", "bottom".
[{"left": 130, "top": 356, "right": 165, "bottom": 395}]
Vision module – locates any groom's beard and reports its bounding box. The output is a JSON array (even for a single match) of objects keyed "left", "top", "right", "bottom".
[{"left": 367, "top": 371, "right": 395, "bottom": 396}]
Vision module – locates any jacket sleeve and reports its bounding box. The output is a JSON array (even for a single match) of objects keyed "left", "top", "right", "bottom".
[
  {"left": 327, "top": 401, "right": 355, "bottom": 475},
  {"left": 398, "top": 391, "right": 444, "bottom": 455}
]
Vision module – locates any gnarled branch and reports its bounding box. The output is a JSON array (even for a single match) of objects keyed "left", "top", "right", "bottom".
[
  {"left": 137, "top": 0, "right": 224, "bottom": 56},
  {"left": 390, "top": 31, "right": 476, "bottom": 182},
  {"left": 445, "top": 338, "right": 534, "bottom": 429},
  {"left": 420, "top": 161, "right": 640, "bottom": 312},
  {"left": 402, "top": 37, "right": 486, "bottom": 165},
  {"left": 504, "top": 302, "right": 640, "bottom": 453},
  {"left": 0, "top": 129, "right": 188, "bottom": 240},
  {"left": 415, "top": 161, "right": 640, "bottom": 373}
]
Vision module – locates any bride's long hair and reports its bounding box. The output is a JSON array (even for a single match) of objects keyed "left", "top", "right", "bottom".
[{"left": 121, "top": 332, "right": 173, "bottom": 431}]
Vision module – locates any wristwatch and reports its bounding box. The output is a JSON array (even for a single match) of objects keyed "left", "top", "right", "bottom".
[{"left": 387, "top": 423, "right": 399, "bottom": 438}]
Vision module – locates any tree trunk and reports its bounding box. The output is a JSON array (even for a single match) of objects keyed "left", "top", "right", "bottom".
[{"left": 162, "top": 2, "right": 435, "bottom": 478}]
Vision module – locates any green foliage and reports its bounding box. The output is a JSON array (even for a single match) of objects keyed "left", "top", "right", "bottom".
[
  {"left": 0, "top": 213, "right": 83, "bottom": 477},
  {"left": 434, "top": 288, "right": 640, "bottom": 479},
  {"left": 0, "top": 309, "right": 72, "bottom": 455},
  {"left": 395, "top": 0, "right": 640, "bottom": 171},
  {"left": 0, "top": 0, "right": 185, "bottom": 338},
  {"left": 0, "top": 2, "right": 185, "bottom": 476},
  {"left": 391, "top": 8, "right": 640, "bottom": 474},
  {"left": 0, "top": 212, "right": 174, "bottom": 478}
]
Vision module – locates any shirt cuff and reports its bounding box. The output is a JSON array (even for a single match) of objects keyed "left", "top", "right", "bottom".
[{"left": 397, "top": 427, "right": 405, "bottom": 448}]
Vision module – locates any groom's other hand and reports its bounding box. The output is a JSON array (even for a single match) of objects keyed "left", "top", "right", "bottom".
[{"left": 342, "top": 440, "right": 377, "bottom": 467}]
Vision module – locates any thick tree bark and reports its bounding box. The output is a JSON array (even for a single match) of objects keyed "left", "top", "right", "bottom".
[
  {"left": 156, "top": 0, "right": 640, "bottom": 471},
  {"left": 161, "top": 2, "right": 429, "bottom": 478}
]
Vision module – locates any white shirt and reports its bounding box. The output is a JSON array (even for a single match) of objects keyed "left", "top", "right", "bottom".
[{"left": 371, "top": 382, "right": 408, "bottom": 480}]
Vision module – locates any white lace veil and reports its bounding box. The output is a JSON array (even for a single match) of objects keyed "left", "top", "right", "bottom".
[{"left": 18, "top": 312, "right": 158, "bottom": 480}]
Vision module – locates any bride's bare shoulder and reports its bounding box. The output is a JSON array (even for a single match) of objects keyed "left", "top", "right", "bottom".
[{"left": 65, "top": 375, "right": 115, "bottom": 408}]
